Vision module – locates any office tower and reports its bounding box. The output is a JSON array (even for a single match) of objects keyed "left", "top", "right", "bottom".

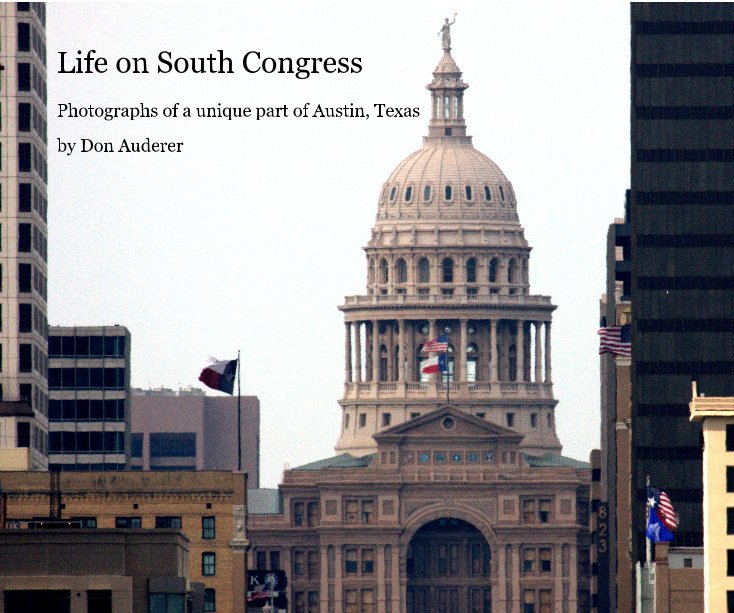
[
  {"left": 630, "top": 3, "right": 734, "bottom": 559},
  {"left": 130, "top": 387, "right": 260, "bottom": 487},
  {"left": 0, "top": 3, "right": 49, "bottom": 470},
  {"left": 47, "top": 326, "right": 130, "bottom": 471}
]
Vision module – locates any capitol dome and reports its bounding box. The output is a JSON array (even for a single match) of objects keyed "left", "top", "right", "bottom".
[{"left": 375, "top": 49, "right": 520, "bottom": 226}]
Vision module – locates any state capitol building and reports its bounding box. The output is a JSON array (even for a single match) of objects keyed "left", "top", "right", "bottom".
[{"left": 248, "top": 29, "right": 591, "bottom": 613}]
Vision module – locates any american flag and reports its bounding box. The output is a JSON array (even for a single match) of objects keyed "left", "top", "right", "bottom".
[
  {"left": 648, "top": 486, "right": 679, "bottom": 531},
  {"left": 598, "top": 325, "right": 631, "bottom": 357},
  {"left": 423, "top": 334, "right": 449, "bottom": 353}
]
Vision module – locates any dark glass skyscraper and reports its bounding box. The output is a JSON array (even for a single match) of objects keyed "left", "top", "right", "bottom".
[{"left": 631, "top": 3, "right": 734, "bottom": 558}]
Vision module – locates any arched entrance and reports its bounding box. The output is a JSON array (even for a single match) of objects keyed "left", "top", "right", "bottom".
[{"left": 406, "top": 518, "right": 492, "bottom": 613}]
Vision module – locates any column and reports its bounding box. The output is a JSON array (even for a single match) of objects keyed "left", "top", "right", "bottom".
[
  {"left": 429, "top": 319, "right": 437, "bottom": 340},
  {"left": 512, "top": 545, "right": 521, "bottom": 613},
  {"left": 391, "top": 545, "right": 401, "bottom": 613},
  {"left": 497, "top": 541, "right": 507, "bottom": 612},
  {"left": 320, "top": 546, "right": 330, "bottom": 611},
  {"left": 372, "top": 320, "right": 380, "bottom": 382},
  {"left": 490, "top": 320, "right": 498, "bottom": 383},
  {"left": 459, "top": 319, "right": 468, "bottom": 382},
  {"left": 344, "top": 322, "right": 352, "bottom": 383},
  {"left": 407, "top": 322, "right": 416, "bottom": 382},
  {"left": 388, "top": 321, "right": 395, "bottom": 381},
  {"left": 554, "top": 545, "right": 564, "bottom": 611},
  {"left": 355, "top": 322, "right": 362, "bottom": 383},
  {"left": 516, "top": 320, "right": 524, "bottom": 383},
  {"left": 376, "top": 544, "right": 386, "bottom": 613},
  {"left": 366, "top": 325, "right": 373, "bottom": 382},
  {"left": 398, "top": 320, "right": 406, "bottom": 382},
  {"left": 534, "top": 321, "right": 542, "bottom": 383},
  {"left": 335, "top": 546, "right": 343, "bottom": 612},
  {"left": 545, "top": 321, "right": 552, "bottom": 383}
]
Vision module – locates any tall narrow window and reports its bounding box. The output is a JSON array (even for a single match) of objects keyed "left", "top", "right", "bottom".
[
  {"left": 508, "top": 258, "right": 517, "bottom": 284},
  {"left": 396, "top": 259, "right": 407, "bottom": 283},
  {"left": 417, "top": 258, "right": 430, "bottom": 283},
  {"left": 444, "top": 95, "right": 450, "bottom": 119},
  {"left": 442, "top": 258, "right": 454, "bottom": 283},
  {"left": 202, "top": 516, "right": 215, "bottom": 539},
  {"left": 484, "top": 186, "right": 492, "bottom": 202},
  {"left": 423, "top": 185, "right": 431, "bottom": 202},
  {"left": 405, "top": 186, "right": 412, "bottom": 202},
  {"left": 444, "top": 185, "right": 453, "bottom": 201},
  {"left": 466, "top": 258, "right": 476, "bottom": 283},
  {"left": 727, "top": 424, "right": 734, "bottom": 451},
  {"left": 465, "top": 185, "right": 473, "bottom": 201},
  {"left": 489, "top": 258, "right": 498, "bottom": 283},
  {"left": 379, "top": 259, "right": 388, "bottom": 284},
  {"left": 389, "top": 186, "right": 396, "bottom": 202},
  {"left": 499, "top": 185, "right": 506, "bottom": 201},
  {"left": 202, "top": 552, "right": 216, "bottom": 576}
]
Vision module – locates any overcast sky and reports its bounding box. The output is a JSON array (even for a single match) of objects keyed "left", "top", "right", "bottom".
[{"left": 48, "top": 2, "right": 630, "bottom": 487}]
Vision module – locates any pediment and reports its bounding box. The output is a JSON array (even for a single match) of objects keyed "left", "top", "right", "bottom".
[{"left": 373, "top": 405, "right": 523, "bottom": 445}]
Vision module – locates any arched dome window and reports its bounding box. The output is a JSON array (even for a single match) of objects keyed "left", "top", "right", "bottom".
[
  {"left": 465, "top": 185, "right": 473, "bottom": 201},
  {"left": 444, "top": 185, "right": 453, "bottom": 201},
  {"left": 395, "top": 258, "right": 407, "bottom": 284},
  {"left": 508, "top": 258, "right": 517, "bottom": 284},
  {"left": 442, "top": 258, "right": 454, "bottom": 283},
  {"left": 379, "top": 344, "right": 388, "bottom": 382},
  {"left": 389, "top": 186, "right": 397, "bottom": 202},
  {"left": 380, "top": 259, "right": 389, "bottom": 284},
  {"left": 444, "top": 95, "right": 450, "bottom": 119},
  {"left": 466, "top": 258, "right": 477, "bottom": 283},
  {"left": 417, "top": 258, "right": 430, "bottom": 284},
  {"left": 499, "top": 185, "right": 506, "bottom": 202},
  {"left": 484, "top": 186, "right": 492, "bottom": 202},
  {"left": 405, "top": 186, "right": 413, "bottom": 203},
  {"left": 489, "top": 258, "right": 498, "bottom": 284},
  {"left": 423, "top": 186, "right": 432, "bottom": 202}
]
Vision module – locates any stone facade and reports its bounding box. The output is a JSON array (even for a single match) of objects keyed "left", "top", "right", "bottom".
[
  {"left": 248, "top": 35, "right": 591, "bottom": 613},
  {"left": 336, "top": 42, "right": 559, "bottom": 459}
]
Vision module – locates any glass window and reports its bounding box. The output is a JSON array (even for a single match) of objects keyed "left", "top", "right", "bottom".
[
  {"left": 531, "top": 413, "right": 538, "bottom": 428},
  {"left": 417, "top": 258, "right": 430, "bottom": 283},
  {"left": 18, "top": 103, "right": 31, "bottom": 131},
  {"left": 203, "top": 588, "right": 216, "bottom": 612},
  {"left": 523, "top": 548, "right": 535, "bottom": 573},
  {"left": 155, "top": 516, "right": 182, "bottom": 529},
  {"left": 389, "top": 187, "right": 396, "bottom": 202},
  {"left": 202, "top": 516, "right": 215, "bottom": 539},
  {"left": 361, "top": 500, "right": 374, "bottom": 524},
  {"left": 442, "top": 258, "right": 454, "bottom": 283},
  {"left": 115, "top": 516, "right": 141, "bottom": 529},
  {"left": 484, "top": 186, "right": 492, "bottom": 202},
  {"left": 362, "top": 548, "right": 374, "bottom": 574},
  {"left": 149, "top": 433, "right": 196, "bottom": 458},
  {"left": 540, "top": 548, "right": 552, "bottom": 572},
  {"left": 465, "top": 185, "right": 472, "bottom": 200},
  {"left": 345, "top": 548, "right": 358, "bottom": 573},
  {"left": 379, "top": 259, "right": 388, "bottom": 284},
  {"left": 539, "top": 499, "right": 552, "bottom": 523},
  {"left": 423, "top": 185, "right": 431, "bottom": 201},
  {"left": 202, "top": 552, "right": 216, "bottom": 576},
  {"left": 294, "top": 501, "right": 304, "bottom": 526},
  {"left": 522, "top": 499, "right": 536, "bottom": 523},
  {"left": 499, "top": 185, "right": 506, "bottom": 201},
  {"left": 405, "top": 186, "right": 412, "bottom": 202},
  {"left": 489, "top": 258, "right": 498, "bottom": 283},
  {"left": 444, "top": 185, "right": 452, "bottom": 201},
  {"left": 345, "top": 500, "right": 358, "bottom": 523},
  {"left": 307, "top": 501, "right": 319, "bottom": 526},
  {"left": 466, "top": 258, "right": 476, "bottom": 283},
  {"left": 396, "top": 259, "right": 407, "bottom": 283},
  {"left": 506, "top": 413, "right": 515, "bottom": 427}
]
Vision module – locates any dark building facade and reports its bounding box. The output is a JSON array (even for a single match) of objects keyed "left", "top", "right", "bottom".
[{"left": 630, "top": 3, "right": 734, "bottom": 559}]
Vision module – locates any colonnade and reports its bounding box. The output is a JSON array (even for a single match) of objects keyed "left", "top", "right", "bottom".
[{"left": 344, "top": 319, "right": 552, "bottom": 385}]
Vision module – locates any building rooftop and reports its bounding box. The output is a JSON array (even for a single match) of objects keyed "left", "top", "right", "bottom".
[
  {"left": 248, "top": 488, "right": 283, "bottom": 515},
  {"left": 291, "top": 453, "right": 376, "bottom": 471},
  {"left": 522, "top": 454, "right": 590, "bottom": 469}
]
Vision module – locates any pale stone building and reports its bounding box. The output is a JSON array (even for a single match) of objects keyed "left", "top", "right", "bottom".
[{"left": 248, "top": 33, "right": 591, "bottom": 613}]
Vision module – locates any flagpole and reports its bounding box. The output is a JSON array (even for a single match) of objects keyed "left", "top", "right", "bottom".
[
  {"left": 237, "top": 349, "right": 242, "bottom": 472},
  {"left": 645, "top": 474, "right": 651, "bottom": 567}
]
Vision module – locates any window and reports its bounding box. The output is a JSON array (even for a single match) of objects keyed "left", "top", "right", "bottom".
[
  {"left": 202, "top": 552, "right": 216, "bottom": 576},
  {"left": 307, "top": 501, "right": 319, "bottom": 527},
  {"left": 294, "top": 501, "right": 304, "bottom": 526},
  {"left": 396, "top": 258, "right": 407, "bottom": 283},
  {"left": 131, "top": 433, "right": 143, "bottom": 457},
  {"left": 405, "top": 186, "right": 412, "bottom": 202},
  {"left": 489, "top": 258, "right": 498, "bottom": 283},
  {"left": 362, "top": 548, "right": 374, "bottom": 573},
  {"left": 539, "top": 548, "right": 552, "bottom": 572},
  {"left": 444, "top": 185, "right": 453, "bottom": 201},
  {"left": 155, "top": 516, "right": 182, "bottom": 529},
  {"left": 484, "top": 186, "right": 492, "bottom": 201},
  {"left": 466, "top": 258, "right": 476, "bottom": 283},
  {"left": 729, "top": 550, "right": 734, "bottom": 577},
  {"left": 727, "top": 424, "right": 734, "bottom": 451},
  {"left": 18, "top": 103, "right": 31, "bottom": 131},
  {"left": 728, "top": 466, "right": 734, "bottom": 492},
  {"left": 508, "top": 258, "right": 517, "bottom": 283},
  {"left": 423, "top": 185, "right": 431, "bottom": 201},
  {"left": 202, "top": 516, "right": 215, "bottom": 539},
  {"left": 506, "top": 413, "right": 515, "bottom": 427},
  {"left": 19, "top": 343, "right": 32, "bottom": 372},
  {"left": 19, "top": 183, "right": 31, "bottom": 212},
  {"left": 19, "top": 263, "right": 32, "bottom": 292},
  {"left": 465, "top": 185, "right": 473, "bottom": 200},
  {"left": 531, "top": 413, "right": 538, "bottom": 428},
  {"left": 150, "top": 593, "right": 185, "bottom": 613},
  {"left": 294, "top": 550, "right": 305, "bottom": 575},
  {"left": 522, "top": 499, "right": 536, "bottom": 523},
  {"left": 18, "top": 63, "right": 31, "bottom": 91},
  {"left": 18, "top": 223, "right": 31, "bottom": 252},
  {"left": 442, "top": 258, "right": 454, "bottom": 283},
  {"left": 389, "top": 186, "right": 396, "bottom": 202},
  {"left": 359, "top": 413, "right": 366, "bottom": 428},
  {"left": 203, "top": 589, "right": 216, "bottom": 612},
  {"left": 345, "top": 548, "right": 358, "bottom": 573},
  {"left": 382, "top": 413, "right": 391, "bottom": 427},
  {"left": 539, "top": 499, "right": 552, "bottom": 523},
  {"left": 19, "top": 304, "right": 32, "bottom": 333},
  {"left": 18, "top": 143, "right": 32, "bottom": 172},
  {"left": 308, "top": 550, "right": 319, "bottom": 577},
  {"left": 361, "top": 500, "right": 374, "bottom": 524},
  {"left": 522, "top": 548, "right": 535, "bottom": 573},
  {"left": 17, "top": 22, "right": 31, "bottom": 51},
  {"left": 149, "top": 432, "right": 195, "bottom": 458},
  {"left": 16, "top": 422, "right": 30, "bottom": 447},
  {"left": 115, "top": 516, "right": 141, "bottom": 529},
  {"left": 499, "top": 185, "right": 506, "bottom": 201},
  {"left": 728, "top": 508, "right": 734, "bottom": 535},
  {"left": 379, "top": 259, "right": 388, "bottom": 284},
  {"left": 270, "top": 551, "right": 280, "bottom": 570},
  {"left": 255, "top": 551, "right": 267, "bottom": 570},
  {"left": 417, "top": 258, "right": 430, "bottom": 283}
]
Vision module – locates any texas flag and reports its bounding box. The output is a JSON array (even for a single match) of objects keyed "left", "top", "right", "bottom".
[
  {"left": 421, "top": 353, "right": 447, "bottom": 374},
  {"left": 198, "top": 358, "right": 238, "bottom": 394}
]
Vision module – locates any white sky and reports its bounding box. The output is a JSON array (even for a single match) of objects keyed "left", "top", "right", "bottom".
[{"left": 47, "top": 2, "right": 630, "bottom": 487}]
